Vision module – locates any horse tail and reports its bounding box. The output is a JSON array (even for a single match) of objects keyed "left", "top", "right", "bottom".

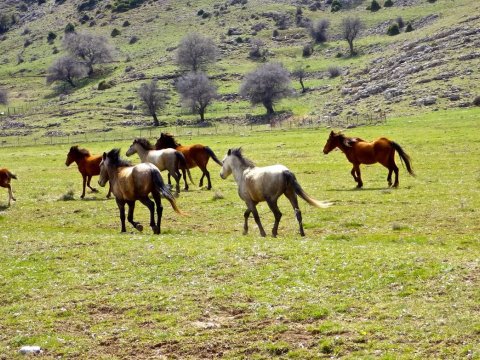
[
  {"left": 391, "top": 141, "right": 415, "bottom": 176},
  {"left": 175, "top": 151, "right": 194, "bottom": 184},
  {"left": 151, "top": 169, "right": 184, "bottom": 215},
  {"left": 283, "top": 171, "right": 331, "bottom": 208},
  {"left": 205, "top": 146, "right": 223, "bottom": 166},
  {"left": 7, "top": 171, "right": 17, "bottom": 180},
  {"left": 186, "top": 168, "right": 194, "bottom": 185}
]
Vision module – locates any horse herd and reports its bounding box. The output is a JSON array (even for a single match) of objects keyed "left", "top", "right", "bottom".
[{"left": 1, "top": 131, "right": 414, "bottom": 237}]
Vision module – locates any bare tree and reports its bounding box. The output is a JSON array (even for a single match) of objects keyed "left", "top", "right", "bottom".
[
  {"left": 0, "top": 88, "right": 7, "bottom": 105},
  {"left": 341, "top": 17, "right": 363, "bottom": 56},
  {"left": 138, "top": 80, "right": 167, "bottom": 127},
  {"left": 291, "top": 66, "right": 307, "bottom": 93},
  {"left": 176, "top": 33, "right": 217, "bottom": 72},
  {"left": 240, "top": 63, "right": 294, "bottom": 115},
  {"left": 46, "top": 56, "right": 88, "bottom": 87},
  {"left": 176, "top": 72, "right": 217, "bottom": 122},
  {"left": 63, "top": 31, "right": 115, "bottom": 76},
  {"left": 309, "top": 19, "right": 329, "bottom": 44},
  {"left": 248, "top": 38, "right": 267, "bottom": 60}
]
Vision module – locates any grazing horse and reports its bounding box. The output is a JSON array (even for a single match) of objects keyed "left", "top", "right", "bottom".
[
  {"left": 155, "top": 132, "right": 223, "bottom": 190},
  {"left": 0, "top": 168, "right": 17, "bottom": 206},
  {"left": 220, "top": 148, "right": 331, "bottom": 237},
  {"left": 98, "top": 149, "right": 182, "bottom": 234},
  {"left": 66, "top": 145, "right": 111, "bottom": 198},
  {"left": 323, "top": 131, "right": 415, "bottom": 188},
  {"left": 126, "top": 138, "right": 190, "bottom": 194}
]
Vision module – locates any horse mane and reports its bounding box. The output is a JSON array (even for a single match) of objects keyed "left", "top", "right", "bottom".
[
  {"left": 134, "top": 137, "right": 154, "bottom": 150},
  {"left": 106, "top": 148, "right": 132, "bottom": 167},
  {"left": 230, "top": 147, "right": 255, "bottom": 168},
  {"left": 334, "top": 132, "right": 365, "bottom": 147},
  {"left": 70, "top": 145, "right": 91, "bottom": 157},
  {"left": 160, "top": 133, "right": 182, "bottom": 147}
]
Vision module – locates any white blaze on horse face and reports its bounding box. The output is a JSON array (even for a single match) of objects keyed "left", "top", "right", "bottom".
[
  {"left": 98, "top": 159, "right": 109, "bottom": 187},
  {"left": 220, "top": 155, "right": 231, "bottom": 179}
]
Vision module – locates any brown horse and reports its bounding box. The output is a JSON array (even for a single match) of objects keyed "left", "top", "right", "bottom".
[
  {"left": 155, "top": 133, "right": 223, "bottom": 190},
  {"left": 98, "top": 148, "right": 182, "bottom": 234},
  {"left": 323, "top": 131, "right": 414, "bottom": 188},
  {"left": 66, "top": 145, "right": 111, "bottom": 198},
  {"left": 0, "top": 168, "right": 17, "bottom": 206}
]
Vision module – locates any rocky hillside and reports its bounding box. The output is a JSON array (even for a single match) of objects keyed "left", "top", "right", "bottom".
[{"left": 0, "top": 0, "right": 479, "bottom": 140}]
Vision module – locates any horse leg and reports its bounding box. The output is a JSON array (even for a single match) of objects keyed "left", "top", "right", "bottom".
[
  {"left": 285, "top": 190, "right": 305, "bottom": 236},
  {"left": 350, "top": 167, "right": 358, "bottom": 183},
  {"left": 167, "top": 173, "right": 172, "bottom": 186},
  {"left": 354, "top": 164, "right": 363, "bottom": 188},
  {"left": 387, "top": 168, "right": 393, "bottom": 187},
  {"left": 6, "top": 184, "right": 14, "bottom": 206},
  {"left": 139, "top": 197, "right": 157, "bottom": 234},
  {"left": 116, "top": 198, "right": 127, "bottom": 232},
  {"left": 170, "top": 170, "right": 181, "bottom": 195},
  {"left": 106, "top": 183, "right": 112, "bottom": 198},
  {"left": 248, "top": 201, "right": 266, "bottom": 237},
  {"left": 152, "top": 191, "right": 162, "bottom": 234},
  {"left": 81, "top": 174, "right": 87, "bottom": 198},
  {"left": 127, "top": 200, "right": 143, "bottom": 231},
  {"left": 392, "top": 163, "right": 399, "bottom": 188},
  {"left": 266, "top": 198, "right": 282, "bottom": 238},
  {"left": 181, "top": 168, "right": 189, "bottom": 191},
  {"left": 243, "top": 209, "right": 251, "bottom": 235},
  {"left": 199, "top": 172, "right": 205, "bottom": 187},
  {"left": 87, "top": 175, "right": 98, "bottom": 193}
]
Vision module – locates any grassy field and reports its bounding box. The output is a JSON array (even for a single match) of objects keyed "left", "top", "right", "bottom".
[{"left": 0, "top": 108, "right": 479, "bottom": 359}]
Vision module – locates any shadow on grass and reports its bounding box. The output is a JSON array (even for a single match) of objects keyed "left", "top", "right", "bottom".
[
  {"left": 326, "top": 187, "right": 390, "bottom": 192},
  {"left": 0, "top": 204, "right": 11, "bottom": 211}
]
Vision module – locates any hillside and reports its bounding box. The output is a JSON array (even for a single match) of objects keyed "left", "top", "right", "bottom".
[{"left": 0, "top": 0, "right": 479, "bottom": 141}]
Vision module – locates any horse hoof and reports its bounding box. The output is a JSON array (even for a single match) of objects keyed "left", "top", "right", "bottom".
[
  {"left": 136, "top": 224, "right": 144, "bottom": 232},
  {"left": 260, "top": 232, "right": 266, "bottom": 237},
  {"left": 242, "top": 230, "right": 248, "bottom": 235},
  {"left": 152, "top": 226, "right": 160, "bottom": 234}
]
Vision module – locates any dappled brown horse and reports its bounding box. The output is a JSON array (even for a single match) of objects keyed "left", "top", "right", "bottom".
[
  {"left": 0, "top": 168, "right": 17, "bottom": 206},
  {"left": 66, "top": 145, "right": 111, "bottom": 198},
  {"left": 155, "top": 133, "right": 223, "bottom": 190},
  {"left": 323, "top": 131, "right": 414, "bottom": 188}
]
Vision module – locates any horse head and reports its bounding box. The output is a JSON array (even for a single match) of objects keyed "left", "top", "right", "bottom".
[{"left": 323, "top": 131, "right": 342, "bottom": 154}]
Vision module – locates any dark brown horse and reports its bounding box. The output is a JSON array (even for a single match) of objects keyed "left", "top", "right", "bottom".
[
  {"left": 323, "top": 131, "right": 414, "bottom": 188},
  {"left": 0, "top": 168, "right": 17, "bottom": 206},
  {"left": 66, "top": 145, "right": 111, "bottom": 198},
  {"left": 155, "top": 133, "right": 223, "bottom": 190},
  {"left": 98, "top": 149, "right": 182, "bottom": 234}
]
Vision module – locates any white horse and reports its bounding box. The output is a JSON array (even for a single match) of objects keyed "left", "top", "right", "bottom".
[
  {"left": 126, "top": 138, "right": 189, "bottom": 194},
  {"left": 220, "top": 148, "right": 331, "bottom": 237}
]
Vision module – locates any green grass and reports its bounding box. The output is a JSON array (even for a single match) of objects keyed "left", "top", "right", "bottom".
[{"left": 0, "top": 108, "right": 479, "bottom": 358}]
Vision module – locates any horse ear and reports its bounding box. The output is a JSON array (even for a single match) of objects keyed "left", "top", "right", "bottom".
[
  {"left": 227, "top": 149, "right": 231, "bottom": 155},
  {"left": 102, "top": 152, "right": 107, "bottom": 160}
]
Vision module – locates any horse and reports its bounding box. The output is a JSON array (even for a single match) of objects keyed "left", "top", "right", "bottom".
[
  {"left": 322, "top": 131, "right": 415, "bottom": 188},
  {"left": 220, "top": 148, "right": 331, "bottom": 237},
  {"left": 126, "top": 138, "right": 190, "bottom": 194},
  {"left": 0, "top": 168, "right": 17, "bottom": 206},
  {"left": 66, "top": 145, "right": 112, "bottom": 198},
  {"left": 155, "top": 132, "right": 223, "bottom": 190},
  {"left": 98, "top": 148, "right": 182, "bottom": 234}
]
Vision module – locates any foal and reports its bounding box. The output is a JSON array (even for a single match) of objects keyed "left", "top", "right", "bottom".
[
  {"left": 220, "top": 148, "right": 331, "bottom": 237},
  {"left": 0, "top": 168, "right": 17, "bottom": 206}
]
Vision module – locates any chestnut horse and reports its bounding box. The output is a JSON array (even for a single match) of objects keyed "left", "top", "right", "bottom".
[
  {"left": 155, "top": 133, "right": 223, "bottom": 190},
  {"left": 323, "top": 131, "right": 414, "bottom": 188},
  {"left": 66, "top": 145, "right": 111, "bottom": 198},
  {"left": 0, "top": 168, "right": 17, "bottom": 206},
  {"left": 98, "top": 149, "right": 182, "bottom": 234},
  {"left": 220, "top": 148, "right": 331, "bottom": 237}
]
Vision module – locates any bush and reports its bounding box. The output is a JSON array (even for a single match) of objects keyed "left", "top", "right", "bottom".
[
  {"left": 396, "top": 16, "right": 404, "bottom": 28},
  {"left": 387, "top": 23, "right": 400, "bottom": 36},
  {"left": 369, "top": 0, "right": 381, "bottom": 11},
  {"left": 302, "top": 43, "right": 313, "bottom": 57},
  {"left": 272, "top": 29, "right": 279, "bottom": 37},
  {"left": 47, "top": 31, "right": 57, "bottom": 43},
  {"left": 331, "top": 0, "right": 342, "bottom": 12},
  {"left": 384, "top": 0, "right": 394, "bottom": 7},
  {"left": 197, "top": 9, "right": 204, "bottom": 16},
  {"left": 65, "top": 23, "right": 75, "bottom": 33},
  {"left": 249, "top": 39, "right": 267, "bottom": 59},
  {"left": 405, "top": 23, "right": 414, "bottom": 32},
  {"left": 122, "top": 20, "right": 130, "bottom": 27},
  {"left": 327, "top": 66, "right": 341, "bottom": 78},
  {"left": 24, "top": 38, "right": 33, "bottom": 47},
  {"left": 473, "top": 96, "right": 480, "bottom": 106},
  {"left": 111, "top": 28, "right": 120, "bottom": 37},
  {"left": 129, "top": 36, "right": 138, "bottom": 44},
  {"left": 0, "top": 88, "right": 8, "bottom": 105},
  {"left": 309, "top": 19, "right": 329, "bottom": 44},
  {"left": 112, "top": 0, "right": 147, "bottom": 12}
]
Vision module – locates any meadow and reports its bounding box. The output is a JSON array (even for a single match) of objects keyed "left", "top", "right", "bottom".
[{"left": 0, "top": 108, "right": 478, "bottom": 359}]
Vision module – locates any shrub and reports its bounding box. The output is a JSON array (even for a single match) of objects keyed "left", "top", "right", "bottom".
[
  {"left": 111, "top": 28, "right": 120, "bottom": 37},
  {"left": 275, "top": 13, "right": 290, "bottom": 30},
  {"left": 0, "top": 14, "right": 13, "bottom": 34},
  {"left": 197, "top": 9, "right": 204, "bottom": 16},
  {"left": 112, "top": 0, "right": 147, "bottom": 12},
  {"left": 396, "top": 16, "right": 404, "bottom": 28},
  {"left": 122, "top": 20, "right": 130, "bottom": 27},
  {"left": 327, "top": 66, "right": 341, "bottom": 78},
  {"left": 473, "top": 96, "right": 480, "bottom": 106},
  {"left": 129, "top": 36, "right": 138, "bottom": 44},
  {"left": 235, "top": 36, "right": 243, "bottom": 43},
  {"left": 249, "top": 39, "right": 267, "bottom": 59},
  {"left": 405, "top": 22, "right": 414, "bottom": 32},
  {"left": 24, "top": 38, "right": 33, "bottom": 47},
  {"left": 384, "top": 0, "right": 394, "bottom": 7},
  {"left": 331, "top": 0, "right": 342, "bottom": 12},
  {"left": 22, "top": 28, "right": 31, "bottom": 36},
  {"left": 272, "top": 29, "right": 279, "bottom": 37},
  {"left": 47, "top": 31, "right": 57, "bottom": 43},
  {"left": 369, "top": 0, "right": 381, "bottom": 11},
  {"left": 387, "top": 23, "right": 400, "bottom": 36},
  {"left": 64, "top": 23, "right": 75, "bottom": 33},
  {"left": 309, "top": 19, "right": 329, "bottom": 43},
  {"left": 202, "top": 12, "right": 211, "bottom": 19},
  {"left": 302, "top": 43, "right": 313, "bottom": 57},
  {"left": 0, "top": 88, "right": 8, "bottom": 105}
]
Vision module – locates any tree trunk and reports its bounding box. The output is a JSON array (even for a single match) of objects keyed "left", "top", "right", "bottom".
[
  {"left": 152, "top": 112, "right": 160, "bottom": 127},
  {"left": 299, "top": 79, "right": 305, "bottom": 93},
  {"left": 264, "top": 101, "right": 275, "bottom": 115},
  {"left": 348, "top": 40, "right": 355, "bottom": 56},
  {"left": 67, "top": 77, "right": 76, "bottom": 87},
  {"left": 199, "top": 109, "right": 205, "bottom": 121}
]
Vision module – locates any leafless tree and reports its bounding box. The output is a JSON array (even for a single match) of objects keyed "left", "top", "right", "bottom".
[
  {"left": 46, "top": 56, "right": 88, "bottom": 87},
  {"left": 176, "top": 72, "right": 217, "bottom": 122},
  {"left": 291, "top": 66, "right": 307, "bottom": 93},
  {"left": 240, "top": 63, "right": 293, "bottom": 115},
  {"left": 138, "top": 80, "right": 168, "bottom": 127},
  {"left": 341, "top": 17, "right": 363, "bottom": 56},
  {"left": 0, "top": 88, "right": 7, "bottom": 105},
  {"left": 249, "top": 38, "right": 267, "bottom": 60},
  {"left": 63, "top": 31, "right": 115, "bottom": 76},
  {"left": 176, "top": 33, "right": 217, "bottom": 72},
  {"left": 309, "top": 19, "right": 329, "bottom": 44}
]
